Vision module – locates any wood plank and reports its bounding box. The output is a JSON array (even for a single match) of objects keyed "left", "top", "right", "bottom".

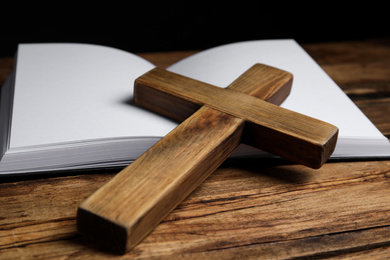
[
  {"left": 0, "top": 39, "right": 390, "bottom": 259},
  {"left": 1, "top": 160, "right": 390, "bottom": 258}
]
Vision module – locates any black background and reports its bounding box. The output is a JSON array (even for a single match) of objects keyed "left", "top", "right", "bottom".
[{"left": 1, "top": 2, "right": 388, "bottom": 57}]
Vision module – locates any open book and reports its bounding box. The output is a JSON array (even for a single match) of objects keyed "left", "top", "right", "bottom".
[{"left": 1, "top": 39, "right": 390, "bottom": 175}]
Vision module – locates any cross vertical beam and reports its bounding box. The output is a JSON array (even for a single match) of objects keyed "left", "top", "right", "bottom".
[{"left": 77, "top": 64, "right": 338, "bottom": 253}]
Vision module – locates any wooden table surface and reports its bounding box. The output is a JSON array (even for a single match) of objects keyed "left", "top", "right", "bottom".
[{"left": 0, "top": 39, "right": 389, "bottom": 259}]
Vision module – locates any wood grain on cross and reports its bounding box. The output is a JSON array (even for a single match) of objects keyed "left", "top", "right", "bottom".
[{"left": 77, "top": 64, "right": 339, "bottom": 253}]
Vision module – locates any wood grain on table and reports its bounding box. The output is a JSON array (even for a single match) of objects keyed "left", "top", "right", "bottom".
[{"left": 0, "top": 38, "right": 389, "bottom": 259}]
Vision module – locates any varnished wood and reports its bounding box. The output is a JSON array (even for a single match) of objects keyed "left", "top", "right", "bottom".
[
  {"left": 0, "top": 38, "right": 390, "bottom": 259},
  {"left": 134, "top": 64, "right": 293, "bottom": 122},
  {"left": 135, "top": 66, "right": 338, "bottom": 169},
  {"left": 78, "top": 107, "right": 245, "bottom": 253},
  {"left": 78, "top": 64, "right": 309, "bottom": 253}
]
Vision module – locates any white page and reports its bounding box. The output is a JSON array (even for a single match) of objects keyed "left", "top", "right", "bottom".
[
  {"left": 7, "top": 40, "right": 390, "bottom": 169},
  {"left": 10, "top": 43, "right": 178, "bottom": 149},
  {"left": 168, "top": 39, "right": 390, "bottom": 158},
  {"left": 167, "top": 39, "right": 385, "bottom": 140}
]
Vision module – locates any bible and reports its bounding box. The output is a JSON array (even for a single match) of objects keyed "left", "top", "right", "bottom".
[{"left": 1, "top": 39, "right": 389, "bottom": 175}]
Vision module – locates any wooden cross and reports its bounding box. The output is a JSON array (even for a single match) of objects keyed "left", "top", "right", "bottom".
[{"left": 77, "top": 64, "right": 339, "bottom": 253}]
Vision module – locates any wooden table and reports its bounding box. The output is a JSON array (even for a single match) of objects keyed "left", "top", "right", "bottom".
[{"left": 0, "top": 39, "right": 389, "bottom": 259}]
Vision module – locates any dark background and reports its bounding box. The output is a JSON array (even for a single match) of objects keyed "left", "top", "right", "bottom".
[{"left": 1, "top": 3, "right": 388, "bottom": 57}]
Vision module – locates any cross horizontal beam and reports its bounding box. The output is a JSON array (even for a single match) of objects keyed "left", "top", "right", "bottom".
[{"left": 135, "top": 66, "right": 338, "bottom": 168}]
